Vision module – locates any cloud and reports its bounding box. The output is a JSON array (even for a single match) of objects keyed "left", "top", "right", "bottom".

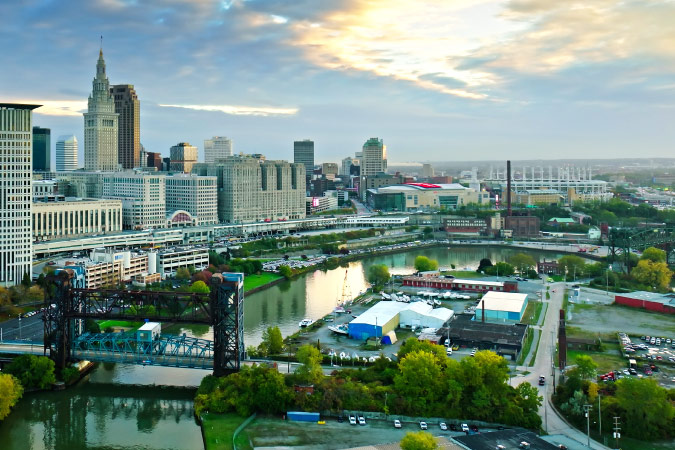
[
  {"left": 11, "top": 99, "right": 88, "bottom": 117},
  {"left": 159, "top": 103, "right": 298, "bottom": 116}
]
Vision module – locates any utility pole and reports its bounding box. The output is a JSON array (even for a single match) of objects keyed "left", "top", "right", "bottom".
[
  {"left": 613, "top": 416, "right": 621, "bottom": 450},
  {"left": 584, "top": 404, "right": 592, "bottom": 448},
  {"left": 598, "top": 392, "right": 602, "bottom": 436}
]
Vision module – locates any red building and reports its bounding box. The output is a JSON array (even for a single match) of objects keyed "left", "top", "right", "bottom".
[
  {"left": 402, "top": 276, "right": 518, "bottom": 293},
  {"left": 615, "top": 292, "right": 675, "bottom": 314}
]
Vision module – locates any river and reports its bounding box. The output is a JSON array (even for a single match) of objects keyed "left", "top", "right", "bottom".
[{"left": 0, "top": 245, "right": 560, "bottom": 449}]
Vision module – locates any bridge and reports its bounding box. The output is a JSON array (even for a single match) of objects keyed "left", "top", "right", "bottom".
[
  {"left": 43, "top": 270, "right": 244, "bottom": 376},
  {"left": 608, "top": 226, "right": 675, "bottom": 268}
]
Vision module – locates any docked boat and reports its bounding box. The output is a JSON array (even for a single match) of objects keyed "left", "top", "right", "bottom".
[
  {"left": 328, "top": 324, "right": 349, "bottom": 335},
  {"left": 299, "top": 318, "right": 315, "bottom": 327},
  {"left": 381, "top": 292, "right": 391, "bottom": 300}
]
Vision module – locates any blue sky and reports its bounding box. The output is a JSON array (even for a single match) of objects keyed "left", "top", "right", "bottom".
[{"left": 2, "top": 0, "right": 675, "bottom": 165}]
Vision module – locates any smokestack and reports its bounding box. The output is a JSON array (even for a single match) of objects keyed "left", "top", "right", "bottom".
[
  {"left": 481, "top": 299, "right": 485, "bottom": 323},
  {"left": 506, "top": 160, "right": 512, "bottom": 217}
]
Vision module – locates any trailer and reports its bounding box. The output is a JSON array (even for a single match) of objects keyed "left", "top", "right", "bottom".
[{"left": 286, "top": 411, "right": 320, "bottom": 422}]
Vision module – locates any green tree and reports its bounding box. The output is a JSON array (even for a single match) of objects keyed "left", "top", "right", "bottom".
[
  {"left": 0, "top": 373, "right": 23, "bottom": 420},
  {"left": 5, "top": 354, "right": 56, "bottom": 390},
  {"left": 189, "top": 280, "right": 210, "bottom": 294},
  {"left": 508, "top": 253, "right": 537, "bottom": 274},
  {"left": 631, "top": 259, "right": 673, "bottom": 292},
  {"left": 295, "top": 345, "right": 323, "bottom": 385},
  {"left": 175, "top": 267, "right": 190, "bottom": 280},
  {"left": 414, "top": 256, "right": 439, "bottom": 272},
  {"left": 397, "top": 338, "right": 447, "bottom": 364},
  {"left": 394, "top": 350, "right": 444, "bottom": 414},
  {"left": 400, "top": 431, "right": 437, "bottom": 450},
  {"left": 569, "top": 354, "right": 597, "bottom": 380},
  {"left": 615, "top": 378, "right": 675, "bottom": 440},
  {"left": 367, "top": 264, "right": 391, "bottom": 288},
  {"left": 278, "top": 264, "right": 293, "bottom": 279},
  {"left": 476, "top": 258, "right": 492, "bottom": 273},
  {"left": 558, "top": 255, "right": 586, "bottom": 280},
  {"left": 260, "top": 326, "right": 283, "bottom": 355},
  {"left": 21, "top": 272, "right": 31, "bottom": 288},
  {"left": 422, "top": 226, "right": 433, "bottom": 238},
  {"left": 484, "top": 262, "right": 515, "bottom": 277},
  {"left": 640, "top": 247, "right": 667, "bottom": 263}
]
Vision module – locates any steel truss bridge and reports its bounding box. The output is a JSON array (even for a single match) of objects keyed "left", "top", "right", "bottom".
[
  {"left": 43, "top": 271, "right": 244, "bottom": 376},
  {"left": 608, "top": 226, "right": 675, "bottom": 268},
  {"left": 72, "top": 332, "right": 215, "bottom": 369}
]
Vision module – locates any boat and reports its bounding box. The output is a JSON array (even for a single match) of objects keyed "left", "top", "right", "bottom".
[
  {"left": 434, "top": 300, "right": 441, "bottom": 306},
  {"left": 299, "top": 318, "right": 314, "bottom": 327},
  {"left": 334, "top": 306, "right": 346, "bottom": 313},
  {"left": 381, "top": 292, "right": 391, "bottom": 300},
  {"left": 328, "top": 324, "right": 349, "bottom": 335}
]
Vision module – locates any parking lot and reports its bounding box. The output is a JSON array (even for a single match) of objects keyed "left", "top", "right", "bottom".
[{"left": 567, "top": 302, "right": 675, "bottom": 338}]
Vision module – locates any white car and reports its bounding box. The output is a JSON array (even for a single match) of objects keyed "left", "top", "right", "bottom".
[
  {"left": 461, "top": 423, "right": 470, "bottom": 432},
  {"left": 439, "top": 422, "right": 448, "bottom": 431},
  {"left": 349, "top": 415, "right": 357, "bottom": 425},
  {"left": 358, "top": 415, "right": 366, "bottom": 426},
  {"left": 420, "top": 421, "right": 428, "bottom": 430},
  {"left": 446, "top": 348, "right": 453, "bottom": 356},
  {"left": 394, "top": 419, "right": 402, "bottom": 428}
]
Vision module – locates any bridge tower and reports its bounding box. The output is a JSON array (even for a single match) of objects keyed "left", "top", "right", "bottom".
[{"left": 210, "top": 273, "right": 245, "bottom": 376}]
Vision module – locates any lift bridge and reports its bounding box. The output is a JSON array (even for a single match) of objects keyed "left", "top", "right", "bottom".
[
  {"left": 608, "top": 226, "right": 675, "bottom": 269},
  {"left": 43, "top": 270, "right": 244, "bottom": 376}
]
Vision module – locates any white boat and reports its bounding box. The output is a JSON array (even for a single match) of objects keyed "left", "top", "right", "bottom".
[
  {"left": 434, "top": 300, "right": 441, "bottom": 306},
  {"left": 299, "top": 318, "right": 314, "bottom": 327},
  {"left": 381, "top": 292, "right": 391, "bottom": 300},
  {"left": 334, "top": 305, "right": 346, "bottom": 313},
  {"left": 328, "top": 324, "right": 349, "bottom": 335},
  {"left": 391, "top": 294, "right": 400, "bottom": 302}
]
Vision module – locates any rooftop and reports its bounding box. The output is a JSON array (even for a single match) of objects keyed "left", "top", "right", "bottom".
[
  {"left": 477, "top": 291, "right": 529, "bottom": 313},
  {"left": 617, "top": 291, "right": 675, "bottom": 306},
  {"left": 350, "top": 301, "right": 409, "bottom": 326},
  {"left": 452, "top": 428, "right": 560, "bottom": 450},
  {"left": 444, "top": 314, "right": 528, "bottom": 346},
  {"left": 547, "top": 217, "right": 576, "bottom": 223}
]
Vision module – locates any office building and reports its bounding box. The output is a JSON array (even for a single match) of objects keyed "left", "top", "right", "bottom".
[
  {"left": 422, "top": 163, "right": 434, "bottom": 178},
  {"left": 294, "top": 140, "right": 314, "bottom": 178},
  {"left": 165, "top": 174, "right": 218, "bottom": 226},
  {"left": 146, "top": 152, "right": 162, "bottom": 171},
  {"left": 57, "top": 171, "right": 104, "bottom": 198},
  {"left": 367, "top": 183, "right": 486, "bottom": 212},
  {"left": 111, "top": 84, "right": 140, "bottom": 169},
  {"left": 32, "top": 126, "right": 50, "bottom": 171},
  {"left": 204, "top": 136, "right": 232, "bottom": 163},
  {"left": 0, "top": 103, "right": 38, "bottom": 286},
  {"left": 33, "top": 198, "right": 123, "bottom": 241},
  {"left": 306, "top": 195, "right": 338, "bottom": 215},
  {"left": 154, "top": 246, "right": 209, "bottom": 278},
  {"left": 169, "top": 142, "right": 198, "bottom": 173},
  {"left": 340, "top": 157, "right": 359, "bottom": 176},
  {"left": 57, "top": 249, "right": 148, "bottom": 289},
  {"left": 139, "top": 144, "right": 147, "bottom": 168},
  {"left": 193, "top": 155, "right": 305, "bottom": 223},
  {"left": 321, "top": 162, "right": 339, "bottom": 177},
  {"left": 102, "top": 172, "right": 166, "bottom": 229},
  {"left": 84, "top": 49, "right": 119, "bottom": 171},
  {"left": 359, "top": 138, "right": 387, "bottom": 177},
  {"left": 56, "top": 135, "right": 78, "bottom": 171}
]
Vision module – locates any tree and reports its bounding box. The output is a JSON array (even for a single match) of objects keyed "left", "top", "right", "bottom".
[
  {"left": 615, "top": 378, "right": 675, "bottom": 440},
  {"left": 484, "top": 262, "right": 515, "bottom": 277},
  {"left": 422, "top": 226, "right": 433, "bottom": 238},
  {"left": 0, "top": 373, "right": 23, "bottom": 420},
  {"left": 570, "top": 354, "right": 597, "bottom": 380},
  {"left": 5, "top": 354, "right": 56, "bottom": 390},
  {"left": 175, "top": 267, "right": 190, "bottom": 280},
  {"left": 21, "top": 272, "right": 31, "bottom": 288},
  {"left": 394, "top": 350, "right": 444, "bottom": 414},
  {"left": 278, "top": 265, "right": 293, "bottom": 280},
  {"left": 260, "top": 326, "right": 283, "bottom": 355},
  {"left": 558, "top": 255, "right": 586, "bottom": 280},
  {"left": 640, "top": 247, "right": 667, "bottom": 263},
  {"left": 476, "top": 258, "right": 493, "bottom": 273},
  {"left": 400, "top": 431, "right": 437, "bottom": 450},
  {"left": 0, "top": 286, "right": 11, "bottom": 307},
  {"left": 295, "top": 345, "right": 323, "bottom": 385},
  {"left": 631, "top": 259, "right": 673, "bottom": 292},
  {"left": 508, "top": 253, "right": 537, "bottom": 275},
  {"left": 189, "top": 280, "right": 210, "bottom": 294},
  {"left": 414, "top": 256, "right": 439, "bottom": 272},
  {"left": 25, "top": 285, "right": 44, "bottom": 303},
  {"left": 367, "top": 264, "right": 390, "bottom": 288}
]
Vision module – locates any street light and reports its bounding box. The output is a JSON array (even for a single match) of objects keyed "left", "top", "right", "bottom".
[{"left": 584, "top": 404, "right": 592, "bottom": 447}]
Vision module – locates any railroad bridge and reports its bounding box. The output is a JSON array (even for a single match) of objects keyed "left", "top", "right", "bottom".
[
  {"left": 43, "top": 271, "right": 244, "bottom": 376},
  {"left": 608, "top": 226, "right": 675, "bottom": 268}
]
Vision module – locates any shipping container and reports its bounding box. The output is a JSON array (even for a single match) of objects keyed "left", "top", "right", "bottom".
[{"left": 287, "top": 411, "right": 320, "bottom": 422}]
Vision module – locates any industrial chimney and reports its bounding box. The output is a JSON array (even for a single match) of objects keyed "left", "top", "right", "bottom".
[{"left": 506, "top": 160, "right": 512, "bottom": 217}]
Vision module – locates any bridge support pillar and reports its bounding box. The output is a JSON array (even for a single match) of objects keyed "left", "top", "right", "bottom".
[
  {"left": 210, "top": 273, "right": 245, "bottom": 376},
  {"left": 44, "top": 270, "right": 75, "bottom": 371}
]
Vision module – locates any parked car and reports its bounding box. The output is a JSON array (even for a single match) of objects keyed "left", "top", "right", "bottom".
[
  {"left": 538, "top": 375, "right": 546, "bottom": 386},
  {"left": 393, "top": 419, "right": 401, "bottom": 428},
  {"left": 470, "top": 424, "right": 479, "bottom": 432},
  {"left": 349, "top": 415, "right": 357, "bottom": 425},
  {"left": 461, "top": 423, "right": 470, "bottom": 432},
  {"left": 419, "top": 421, "right": 427, "bottom": 430},
  {"left": 358, "top": 415, "right": 366, "bottom": 426},
  {"left": 337, "top": 416, "right": 344, "bottom": 423},
  {"left": 439, "top": 422, "right": 447, "bottom": 431}
]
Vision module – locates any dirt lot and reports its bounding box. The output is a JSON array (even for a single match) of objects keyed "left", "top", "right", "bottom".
[{"left": 567, "top": 303, "right": 675, "bottom": 338}]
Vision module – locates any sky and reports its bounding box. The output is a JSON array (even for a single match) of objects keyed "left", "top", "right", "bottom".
[{"left": 2, "top": 0, "right": 675, "bottom": 165}]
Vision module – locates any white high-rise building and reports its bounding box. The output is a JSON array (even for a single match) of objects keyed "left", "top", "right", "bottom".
[
  {"left": 0, "top": 103, "right": 38, "bottom": 286},
  {"left": 56, "top": 135, "right": 78, "bottom": 171},
  {"left": 102, "top": 172, "right": 166, "bottom": 230},
  {"left": 204, "top": 136, "right": 232, "bottom": 163},
  {"left": 84, "top": 49, "right": 119, "bottom": 171},
  {"left": 359, "top": 137, "right": 387, "bottom": 176},
  {"left": 165, "top": 174, "right": 218, "bottom": 226}
]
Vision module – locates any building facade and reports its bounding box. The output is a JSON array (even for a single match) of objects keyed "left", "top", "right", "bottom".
[
  {"left": 340, "top": 156, "right": 359, "bottom": 176},
  {"left": 102, "top": 172, "right": 166, "bottom": 229},
  {"left": 165, "top": 174, "right": 218, "bottom": 226},
  {"left": 0, "top": 104, "right": 37, "bottom": 286},
  {"left": 321, "top": 162, "right": 339, "bottom": 177},
  {"left": 146, "top": 152, "right": 163, "bottom": 171},
  {"left": 359, "top": 137, "right": 387, "bottom": 176},
  {"left": 294, "top": 140, "right": 314, "bottom": 178},
  {"left": 153, "top": 247, "right": 209, "bottom": 277},
  {"left": 55, "top": 135, "right": 78, "bottom": 171},
  {"left": 32, "top": 126, "right": 50, "bottom": 172},
  {"left": 169, "top": 142, "right": 198, "bottom": 173},
  {"left": 306, "top": 195, "right": 338, "bottom": 215},
  {"left": 204, "top": 136, "right": 232, "bottom": 163},
  {"left": 33, "top": 198, "right": 123, "bottom": 241},
  {"left": 111, "top": 84, "right": 140, "bottom": 169},
  {"left": 367, "top": 183, "right": 484, "bottom": 211},
  {"left": 84, "top": 50, "right": 119, "bottom": 171}
]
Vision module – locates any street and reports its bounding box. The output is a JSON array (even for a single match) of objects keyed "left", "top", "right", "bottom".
[{"left": 0, "top": 311, "right": 44, "bottom": 343}]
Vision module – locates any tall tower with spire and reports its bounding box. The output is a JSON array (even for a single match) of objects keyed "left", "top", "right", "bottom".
[{"left": 84, "top": 46, "right": 119, "bottom": 171}]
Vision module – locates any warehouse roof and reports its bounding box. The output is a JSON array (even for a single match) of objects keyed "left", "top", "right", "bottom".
[
  {"left": 476, "top": 291, "right": 528, "bottom": 313},
  {"left": 616, "top": 291, "right": 675, "bottom": 306},
  {"left": 443, "top": 314, "right": 528, "bottom": 347},
  {"left": 350, "top": 301, "right": 409, "bottom": 326}
]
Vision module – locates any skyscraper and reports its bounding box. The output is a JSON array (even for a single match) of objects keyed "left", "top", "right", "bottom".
[
  {"left": 56, "top": 135, "right": 79, "bottom": 171},
  {"left": 32, "top": 126, "right": 50, "bottom": 172},
  {"left": 204, "top": 136, "right": 233, "bottom": 163},
  {"left": 111, "top": 84, "right": 140, "bottom": 169},
  {"left": 294, "top": 140, "right": 314, "bottom": 178},
  {"left": 0, "top": 103, "right": 39, "bottom": 286},
  {"left": 84, "top": 49, "right": 119, "bottom": 171},
  {"left": 169, "top": 142, "right": 198, "bottom": 173},
  {"left": 359, "top": 137, "right": 387, "bottom": 176}
]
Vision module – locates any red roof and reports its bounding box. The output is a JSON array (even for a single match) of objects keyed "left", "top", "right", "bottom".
[{"left": 405, "top": 182, "right": 441, "bottom": 189}]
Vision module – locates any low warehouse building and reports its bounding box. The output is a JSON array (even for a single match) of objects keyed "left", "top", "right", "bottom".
[
  {"left": 442, "top": 314, "right": 528, "bottom": 360},
  {"left": 615, "top": 291, "right": 675, "bottom": 314},
  {"left": 348, "top": 301, "right": 454, "bottom": 340},
  {"left": 399, "top": 301, "right": 454, "bottom": 329},
  {"left": 475, "top": 291, "right": 529, "bottom": 323}
]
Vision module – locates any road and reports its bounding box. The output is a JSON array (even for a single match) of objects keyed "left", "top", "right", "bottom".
[
  {"left": 0, "top": 311, "right": 44, "bottom": 342},
  {"left": 513, "top": 281, "right": 611, "bottom": 450}
]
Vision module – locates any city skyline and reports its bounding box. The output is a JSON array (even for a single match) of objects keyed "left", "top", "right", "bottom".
[{"left": 2, "top": 1, "right": 675, "bottom": 164}]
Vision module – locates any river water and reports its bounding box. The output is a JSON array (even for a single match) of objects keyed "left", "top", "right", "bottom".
[{"left": 0, "top": 245, "right": 560, "bottom": 449}]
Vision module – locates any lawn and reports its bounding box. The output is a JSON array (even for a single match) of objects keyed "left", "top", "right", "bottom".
[
  {"left": 97, "top": 320, "right": 142, "bottom": 330},
  {"left": 442, "top": 270, "right": 484, "bottom": 279},
  {"left": 243, "top": 272, "right": 283, "bottom": 292},
  {"left": 567, "top": 345, "right": 626, "bottom": 373},
  {"left": 201, "top": 413, "right": 252, "bottom": 450},
  {"left": 521, "top": 301, "right": 544, "bottom": 326}
]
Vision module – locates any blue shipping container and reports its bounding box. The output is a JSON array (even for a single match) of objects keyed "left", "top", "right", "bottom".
[{"left": 287, "top": 411, "right": 320, "bottom": 422}]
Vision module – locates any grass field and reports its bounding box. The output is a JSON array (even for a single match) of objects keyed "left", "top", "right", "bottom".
[
  {"left": 518, "top": 329, "right": 535, "bottom": 365},
  {"left": 521, "top": 301, "right": 544, "bottom": 326},
  {"left": 567, "top": 344, "right": 626, "bottom": 373},
  {"left": 201, "top": 413, "right": 252, "bottom": 450},
  {"left": 243, "top": 273, "right": 283, "bottom": 292},
  {"left": 442, "top": 270, "right": 483, "bottom": 279},
  {"left": 98, "top": 320, "right": 142, "bottom": 330}
]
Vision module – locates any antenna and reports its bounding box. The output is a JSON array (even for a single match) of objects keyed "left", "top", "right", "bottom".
[{"left": 100, "top": 35, "right": 103, "bottom": 50}]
